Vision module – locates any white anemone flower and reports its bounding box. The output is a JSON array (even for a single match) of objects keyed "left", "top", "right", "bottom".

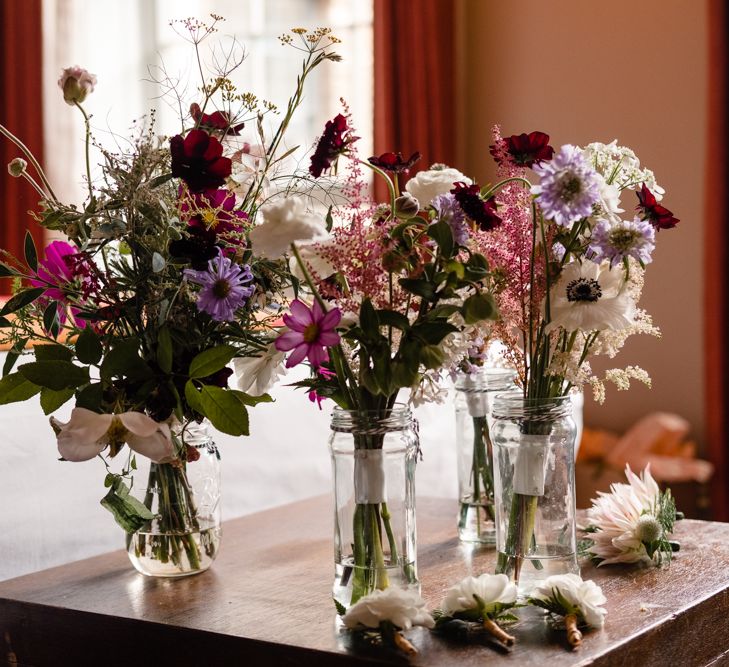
[
  {"left": 545, "top": 260, "right": 634, "bottom": 334},
  {"left": 530, "top": 573, "right": 607, "bottom": 629},
  {"left": 248, "top": 196, "right": 327, "bottom": 259},
  {"left": 405, "top": 165, "right": 471, "bottom": 206},
  {"left": 587, "top": 465, "right": 662, "bottom": 566},
  {"left": 441, "top": 573, "right": 517, "bottom": 617},
  {"left": 342, "top": 587, "right": 435, "bottom": 631},
  {"left": 232, "top": 344, "right": 287, "bottom": 396},
  {"left": 50, "top": 407, "right": 175, "bottom": 463}
]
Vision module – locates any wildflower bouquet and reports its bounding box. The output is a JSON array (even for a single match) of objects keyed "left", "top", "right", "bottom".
[
  {"left": 461, "top": 127, "right": 679, "bottom": 585},
  {"left": 0, "top": 17, "right": 341, "bottom": 573},
  {"left": 261, "top": 118, "right": 498, "bottom": 604}
]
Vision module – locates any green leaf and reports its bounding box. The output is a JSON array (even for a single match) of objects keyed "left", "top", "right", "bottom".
[
  {"left": 376, "top": 310, "right": 410, "bottom": 331},
  {"left": 0, "top": 287, "right": 45, "bottom": 316},
  {"left": 184, "top": 380, "right": 205, "bottom": 415},
  {"left": 100, "top": 481, "right": 154, "bottom": 534},
  {"left": 420, "top": 344, "right": 445, "bottom": 369},
  {"left": 198, "top": 385, "right": 249, "bottom": 436},
  {"left": 333, "top": 598, "right": 347, "bottom": 616},
  {"left": 156, "top": 326, "right": 173, "bottom": 374},
  {"left": 410, "top": 321, "right": 458, "bottom": 345},
  {"left": 0, "top": 316, "right": 12, "bottom": 328},
  {"left": 427, "top": 220, "right": 455, "bottom": 257},
  {"left": 34, "top": 343, "right": 74, "bottom": 362},
  {"left": 325, "top": 205, "right": 334, "bottom": 233},
  {"left": 147, "top": 172, "right": 174, "bottom": 189},
  {"left": 75, "top": 328, "right": 103, "bottom": 365},
  {"left": 3, "top": 337, "right": 29, "bottom": 376},
  {"left": 18, "top": 361, "right": 89, "bottom": 390},
  {"left": 42, "top": 302, "right": 60, "bottom": 339},
  {"left": 188, "top": 345, "right": 237, "bottom": 379},
  {"left": 0, "top": 372, "right": 41, "bottom": 404},
  {"left": 359, "top": 298, "right": 380, "bottom": 339},
  {"left": 230, "top": 390, "right": 274, "bottom": 407},
  {"left": 24, "top": 230, "right": 38, "bottom": 273},
  {"left": 101, "top": 339, "right": 153, "bottom": 381},
  {"left": 0, "top": 263, "right": 19, "bottom": 278},
  {"left": 40, "top": 386, "right": 75, "bottom": 415},
  {"left": 462, "top": 292, "right": 497, "bottom": 324},
  {"left": 75, "top": 383, "right": 104, "bottom": 412},
  {"left": 398, "top": 278, "right": 436, "bottom": 301}
]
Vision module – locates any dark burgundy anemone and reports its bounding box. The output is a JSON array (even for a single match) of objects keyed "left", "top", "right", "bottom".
[
  {"left": 309, "top": 113, "right": 358, "bottom": 177},
  {"left": 490, "top": 131, "right": 554, "bottom": 167},
  {"left": 636, "top": 184, "right": 679, "bottom": 231},
  {"left": 170, "top": 129, "right": 232, "bottom": 192},
  {"left": 367, "top": 151, "right": 421, "bottom": 174},
  {"left": 169, "top": 227, "right": 219, "bottom": 270},
  {"left": 451, "top": 182, "right": 502, "bottom": 231},
  {"left": 190, "top": 103, "right": 245, "bottom": 136}
]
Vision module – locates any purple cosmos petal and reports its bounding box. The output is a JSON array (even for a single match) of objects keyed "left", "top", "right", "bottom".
[
  {"left": 275, "top": 330, "right": 305, "bottom": 351},
  {"left": 307, "top": 344, "right": 329, "bottom": 368},
  {"left": 289, "top": 299, "right": 314, "bottom": 326},
  {"left": 286, "top": 343, "right": 310, "bottom": 368},
  {"left": 318, "top": 331, "right": 341, "bottom": 346},
  {"left": 319, "top": 307, "right": 342, "bottom": 331},
  {"left": 282, "top": 313, "right": 308, "bottom": 333}
]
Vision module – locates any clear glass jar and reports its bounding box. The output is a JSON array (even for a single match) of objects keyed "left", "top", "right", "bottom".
[
  {"left": 454, "top": 368, "right": 518, "bottom": 544},
  {"left": 329, "top": 406, "right": 419, "bottom": 608},
  {"left": 126, "top": 421, "right": 222, "bottom": 577},
  {"left": 491, "top": 395, "right": 579, "bottom": 595}
]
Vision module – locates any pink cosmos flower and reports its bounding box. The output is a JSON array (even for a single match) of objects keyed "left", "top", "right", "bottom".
[
  {"left": 275, "top": 299, "right": 341, "bottom": 368},
  {"left": 30, "top": 240, "right": 88, "bottom": 327}
]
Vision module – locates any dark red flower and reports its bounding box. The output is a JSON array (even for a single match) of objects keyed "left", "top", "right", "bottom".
[
  {"left": 185, "top": 444, "right": 201, "bottom": 462},
  {"left": 169, "top": 227, "right": 219, "bottom": 270},
  {"left": 367, "top": 151, "right": 421, "bottom": 174},
  {"left": 451, "top": 182, "right": 502, "bottom": 231},
  {"left": 181, "top": 188, "right": 248, "bottom": 240},
  {"left": 636, "top": 184, "right": 679, "bottom": 231},
  {"left": 309, "top": 113, "right": 358, "bottom": 177},
  {"left": 190, "top": 103, "right": 245, "bottom": 136},
  {"left": 490, "top": 131, "right": 554, "bottom": 167},
  {"left": 170, "top": 129, "right": 232, "bottom": 192}
]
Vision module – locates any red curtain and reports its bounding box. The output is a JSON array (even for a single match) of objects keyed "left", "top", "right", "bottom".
[
  {"left": 0, "top": 0, "right": 45, "bottom": 290},
  {"left": 373, "top": 0, "right": 457, "bottom": 199},
  {"left": 705, "top": 0, "right": 729, "bottom": 520}
]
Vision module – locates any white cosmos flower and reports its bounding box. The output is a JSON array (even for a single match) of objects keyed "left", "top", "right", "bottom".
[
  {"left": 405, "top": 165, "right": 471, "bottom": 206},
  {"left": 232, "top": 344, "right": 287, "bottom": 396},
  {"left": 531, "top": 574, "right": 607, "bottom": 628},
  {"left": 587, "top": 465, "right": 662, "bottom": 566},
  {"left": 545, "top": 260, "right": 634, "bottom": 334},
  {"left": 50, "top": 407, "right": 175, "bottom": 463},
  {"left": 441, "top": 574, "right": 517, "bottom": 616},
  {"left": 248, "top": 196, "right": 327, "bottom": 259},
  {"left": 342, "top": 587, "right": 435, "bottom": 631},
  {"left": 592, "top": 174, "right": 623, "bottom": 223}
]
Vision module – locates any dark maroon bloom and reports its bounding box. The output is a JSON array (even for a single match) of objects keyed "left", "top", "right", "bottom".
[
  {"left": 451, "top": 182, "right": 502, "bottom": 231},
  {"left": 170, "top": 129, "right": 232, "bottom": 192},
  {"left": 636, "top": 184, "right": 679, "bottom": 231},
  {"left": 203, "top": 366, "right": 234, "bottom": 388},
  {"left": 190, "top": 103, "right": 245, "bottom": 136},
  {"left": 169, "top": 227, "right": 219, "bottom": 270},
  {"left": 309, "top": 113, "right": 358, "bottom": 177},
  {"left": 181, "top": 188, "right": 248, "bottom": 239},
  {"left": 489, "top": 131, "right": 554, "bottom": 167},
  {"left": 367, "top": 151, "right": 421, "bottom": 174}
]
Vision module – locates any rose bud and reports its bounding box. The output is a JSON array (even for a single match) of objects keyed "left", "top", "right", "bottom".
[
  {"left": 394, "top": 192, "right": 421, "bottom": 218},
  {"left": 58, "top": 66, "right": 97, "bottom": 105},
  {"left": 7, "top": 158, "right": 27, "bottom": 177}
]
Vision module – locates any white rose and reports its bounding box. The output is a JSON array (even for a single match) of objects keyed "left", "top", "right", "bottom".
[
  {"left": 50, "top": 408, "right": 175, "bottom": 463},
  {"left": 342, "top": 587, "right": 435, "bottom": 631},
  {"left": 405, "top": 167, "right": 471, "bottom": 206},
  {"left": 441, "top": 574, "right": 517, "bottom": 616},
  {"left": 531, "top": 573, "right": 607, "bottom": 629},
  {"left": 248, "top": 196, "right": 327, "bottom": 259}
]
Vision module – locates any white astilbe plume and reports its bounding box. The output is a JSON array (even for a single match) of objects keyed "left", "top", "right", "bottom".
[{"left": 586, "top": 465, "right": 662, "bottom": 565}]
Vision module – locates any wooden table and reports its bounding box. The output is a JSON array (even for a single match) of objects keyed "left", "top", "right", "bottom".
[{"left": 2, "top": 496, "right": 729, "bottom": 666}]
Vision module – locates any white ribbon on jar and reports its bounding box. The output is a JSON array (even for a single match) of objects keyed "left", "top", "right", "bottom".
[{"left": 354, "top": 449, "right": 387, "bottom": 504}]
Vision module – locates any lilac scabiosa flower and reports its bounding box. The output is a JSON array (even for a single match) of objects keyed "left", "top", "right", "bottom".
[
  {"left": 184, "top": 252, "right": 254, "bottom": 321},
  {"left": 431, "top": 193, "right": 469, "bottom": 245},
  {"left": 275, "top": 299, "right": 341, "bottom": 368},
  {"left": 532, "top": 144, "right": 601, "bottom": 227},
  {"left": 589, "top": 217, "right": 655, "bottom": 267}
]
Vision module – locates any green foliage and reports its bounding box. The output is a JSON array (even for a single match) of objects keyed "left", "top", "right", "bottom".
[
  {"left": 333, "top": 598, "right": 347, "bottom": 616},
  {"left": 0, "top": 288, "right": 45, "bottom": 317},
  {"left": 100, "top": 476, "right": 155, "bottom": 534},
  {"left": 40, "top": 387, "right": 75, "bottom": 415},
  {"left": 0, "top": 372, "right": 41, "bottom": 404},
  {"left": 188, "top": 346, "right": 238, "bottom": 379},
  {"left": 18, "top": 361, "right": 89, "bottom": 391},
  {"left": 75, "top": 328, "right": 103, "bottom": 365}
]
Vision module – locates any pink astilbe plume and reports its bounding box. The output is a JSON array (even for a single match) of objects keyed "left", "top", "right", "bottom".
[{"left": 471, "top": 125, "right": 550, "bottom": 383}]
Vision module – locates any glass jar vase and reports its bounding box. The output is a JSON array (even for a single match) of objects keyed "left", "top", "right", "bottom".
[
  {"left": 126, "top": 421, "right": 221, "bottom": 577},
  {"left": 454, "top": 368, "right": 518, "bottom": 544},
  {"left": 329, "top": 406, "right": 419, "bottom": 608},
  {"left": 491, "top": 395, "right": 579, "bottom": 595}
]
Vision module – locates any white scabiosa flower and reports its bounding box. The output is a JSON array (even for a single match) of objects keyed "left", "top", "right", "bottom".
[
  {"left": 530, "top": 573, "right": 607, "bottom": 645},
  {"left": 545, "top": 260, "right": 634, "bottom": 334},
  {"left": 405, "top": 165, "right": 472, "bottom": 206},
  {"left": 342, "top": 587, "right": 435, "bottom": 631},
  {"left": 248, "top": 196, "right": 327, "bottom": 259}
]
